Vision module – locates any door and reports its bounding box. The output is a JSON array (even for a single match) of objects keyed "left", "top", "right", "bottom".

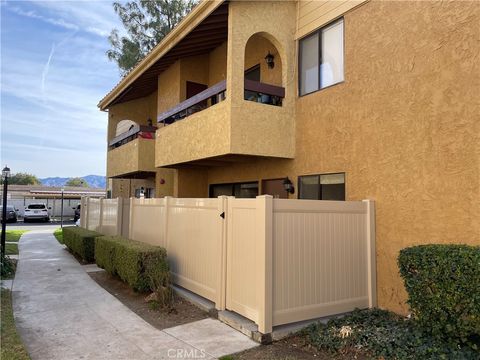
[
  {"left": 262, "top": 179, "right": 288, "bottom": 199},
  {"left": 186, "top": 81, "right": 208, "bottom": 113},
  {"left": 186, "top": 81, "right": 208, "bottom": 99}
]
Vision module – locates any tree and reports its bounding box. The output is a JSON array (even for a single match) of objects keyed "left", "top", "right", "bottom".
[
  {"left": 65, "top": 178, "right": 89, "bottom": 187},
  {"left": 107, "top": 0, "right": 197, "bottom": 74},
  {"left": 0, "top": 173, "right": 40, "bottom": 185}
]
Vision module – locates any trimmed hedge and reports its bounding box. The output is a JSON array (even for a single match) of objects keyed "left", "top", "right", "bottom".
[
  {"left": 398, "top": 244, "right": 480, "bottom": 347},
  {"left": 63, "top": 227, "right": 102, "bottom": 262},
  {"left": 95, "top": 236, "right": 170, "bottom": 292}
]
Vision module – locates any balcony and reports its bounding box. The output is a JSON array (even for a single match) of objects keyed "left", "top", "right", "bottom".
[
  {"left": 107, "top": 126, "right": 157, "bottom": 178},
  {"left": 155, "top": 80, "right": 294, "bottom": 168}
]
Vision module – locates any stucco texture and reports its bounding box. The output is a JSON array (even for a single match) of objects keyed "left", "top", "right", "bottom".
[
  {"left": 107, "top": 138, "right": 156, "bottom": 178},
  {"left": 228, "top": 0, "right": 297, "bottom": 160},
  {"left": 155, "top": 101, "right": 232, "bottom": 167},
  {"left": 107, "top": 91, "right": 158, "bottom": 141},
  {"left": 190, "top": 0, "right": 480, "bottom": 314}
]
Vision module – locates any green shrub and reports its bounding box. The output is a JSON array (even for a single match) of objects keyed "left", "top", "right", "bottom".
[
  {"left": 94, "top": 236, "right": 117, "bottom": 275},
  {"left": 1, "top": 255, "right": 16, "bottom": 279},
  {"left": 53, "top": 228, "right": 63, "bottom": 244},
  {"left": 398, "top": 244, "right": 480, "bottom": 348},
  {"left": 94, "top": 236, "right": 170, "bottom": 292},
  {"left": 306, "top": 308, "right": 478, "bottom": 359},
  {"left": 63, "top": 227, "right": 101, "bottom": 263}
]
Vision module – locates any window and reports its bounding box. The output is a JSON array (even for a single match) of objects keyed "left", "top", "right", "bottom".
[
  {"left": 209, "top": 181, "right": 259, "bottom": 198},
  {"left": 299, "top": 18, "right": 344, "bottom": 95},
  {"left": 298, "top": 173, "right": 345, "bottom": 200},
  {"left": 134, "top": 187, "right": 155, "bottom": 198}
]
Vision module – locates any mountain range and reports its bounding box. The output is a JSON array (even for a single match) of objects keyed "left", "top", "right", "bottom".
[{"left": 40, "top": 175, "right": 106, "bottom": 189}]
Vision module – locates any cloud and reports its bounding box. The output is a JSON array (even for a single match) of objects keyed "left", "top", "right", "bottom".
[
  {"left": 41, "top": 43, "right": 56, "bottom": 97},
  {"left": 1, "top": 1, "right": 119, "bottom": 177},
  {"left": 7, "top": 5, "right": 80, "bottom": 32},
  {"left": 5, "top": 2, "right": 123, "bottom": 37},
  {"left": 26, "top": 1, "right": 124, "bottom": 37}
]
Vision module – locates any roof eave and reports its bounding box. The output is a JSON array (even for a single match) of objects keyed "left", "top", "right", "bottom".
[{"left": 98, "top": 0, "right": 225, "bottom": 111}]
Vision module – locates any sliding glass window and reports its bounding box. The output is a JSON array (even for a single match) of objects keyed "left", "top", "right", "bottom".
[
  {"left": 298, "top": 173, "right": 345, "bottom": 201},
  {"left": 299, "top": 18, "right": 344, "bottom": 95}
]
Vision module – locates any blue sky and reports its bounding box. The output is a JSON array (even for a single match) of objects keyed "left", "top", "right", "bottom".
[{"left": 1, "top": 0, "right": 124, "bottom": 178}]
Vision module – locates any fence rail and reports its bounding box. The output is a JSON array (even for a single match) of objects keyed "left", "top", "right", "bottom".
[{"left": 81, "top": 195, "right": 376, "bottom": 334}]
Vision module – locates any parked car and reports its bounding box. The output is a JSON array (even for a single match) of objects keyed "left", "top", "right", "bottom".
[
  {"left": 73, "top": 204, "right": 81, "bottom": 222},
  {"left": 0, "top": 205, "right": 18, "bottom": 223},
  {"left": 24, "top": 203, "right": 50, "bottom": 222}
]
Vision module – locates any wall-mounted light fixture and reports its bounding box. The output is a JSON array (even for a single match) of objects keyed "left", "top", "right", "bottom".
[
  {"left": 283, "top": 177, "right": 295, "bottom": 194},
  {"left": 265, "top": 52, "right": 275, "bottom": 69}
]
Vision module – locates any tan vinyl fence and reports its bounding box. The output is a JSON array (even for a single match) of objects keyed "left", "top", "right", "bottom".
[
  {"left": 81, "top": 197, "right": 129, "bottom": 237},
  {"left": 128, "top": 197, "right": 226, "bottom": 305},
  {"left": 81, "top": 195, "right": 375, "bottom": 334}
]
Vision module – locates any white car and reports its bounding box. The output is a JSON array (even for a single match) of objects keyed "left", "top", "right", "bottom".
[{"left": 24, "top": 203, "right": 50, "bottom": 222}]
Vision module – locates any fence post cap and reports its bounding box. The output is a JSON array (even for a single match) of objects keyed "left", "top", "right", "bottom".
[{"left": 256, "top": 195, "right": 273, "bottom": 199}]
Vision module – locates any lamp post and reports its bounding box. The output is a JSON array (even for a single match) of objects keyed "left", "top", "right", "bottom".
[
  {"left": 1, "top": 166, "right": 11, "bottom": 259},
  {"left": 60, "top": 187, "right": 64, "bottom": 228}
]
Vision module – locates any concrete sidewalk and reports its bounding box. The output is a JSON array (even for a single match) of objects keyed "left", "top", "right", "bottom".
[{"left": 12, "top": 230, "right": 256, "bottom": 359}]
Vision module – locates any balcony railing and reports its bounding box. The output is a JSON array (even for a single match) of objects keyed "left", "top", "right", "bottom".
[
  {"left": 244, "top": 79, "right": 285, "bottom": 106},
  {"left": 158, "top": 80, "right": 227, "bottom": 125},
  {"left": 157, "top": 79, "right": 286, "bottom": 125},
  {"left": 108, "top": 124, "right": 157, "bottom": 149}
]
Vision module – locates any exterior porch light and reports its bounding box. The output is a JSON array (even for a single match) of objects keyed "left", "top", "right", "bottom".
[
  {"left": 265, "top": 52, "right": 275, "bottom": 69},
  {"left": 283, "top": 177, "right": 295, "bottom": 194}
]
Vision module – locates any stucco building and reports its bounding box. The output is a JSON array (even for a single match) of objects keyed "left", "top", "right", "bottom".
[{"left": 99, "top": 0, "right": 480, "bottom": 314}]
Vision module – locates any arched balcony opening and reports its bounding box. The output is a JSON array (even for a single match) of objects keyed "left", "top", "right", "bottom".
[
  {"left": 109, "top": 119, "right": 156, "bottom": 150},
  {"left": 243, "top": 33, "right": 284, "bottom": 107}
]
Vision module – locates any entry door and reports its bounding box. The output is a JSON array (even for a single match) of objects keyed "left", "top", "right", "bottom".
[{"left": 262, "top": 179, "right": 288, "bottom": 199}]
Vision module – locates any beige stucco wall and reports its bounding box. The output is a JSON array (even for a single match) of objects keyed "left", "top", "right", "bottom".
[
  {"left": 107, "top": 91, "right": 158, "bottom": 142},
  {"left": 228, "top": 0, "right": 296, "bottom": 159},
  {"left": 156, "top": 101, "right": 232, "bottom": 167},
  {"left": 106, "top": 85, "right": 175, "bottom": 198},
  {"left": 174, "top": 168, "right": 209, "bottom": 198},
  {"left": 156, "top": 1, "right": 297, "bottom": 167},
  {"left": 180, "top": 54, "right": 210, "bottom": 101},
  {"left": 180, "top": 0, "right": 480, "bottom": 314},
  {"left": 107, "top": 138, "right": 156, "bottom": 178},
  {"left": 209, "top": 41, "right": 227, "bottom": 86},
  {"left": 157, "top": 61, "right": 181, "bottom": 115},
  {"left": 296, "top": 0, "right": 368, "bottom": 39}
]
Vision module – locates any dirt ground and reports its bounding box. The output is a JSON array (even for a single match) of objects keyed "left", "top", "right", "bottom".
[
  {"left": 89, "top": 271, "right": 368, "bottom": 359},
  {"left": 89, "top": 271, "right": 209, "bottom": 330},
  {"left": 228, "top": 335, "right": 324, "bottom": 359},
  {"left": 227, "top": 335, "right": 368, "bottom": 360}
]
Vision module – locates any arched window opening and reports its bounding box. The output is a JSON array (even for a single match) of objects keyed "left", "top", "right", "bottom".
[{"left": 244, "top": 33, "right": 284, "bottom": 106}]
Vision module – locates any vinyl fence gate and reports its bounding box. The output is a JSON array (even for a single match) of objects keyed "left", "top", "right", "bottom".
[{"left": 82, "top": 195, "right": 376, "bottom": 334}]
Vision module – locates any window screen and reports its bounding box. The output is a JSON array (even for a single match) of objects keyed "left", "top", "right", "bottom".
[
  {"left": 300, "top": 33, "right": 319, "bottom": 95},
  {"left": 299, "top": 18, "right": 344, "bottom": 95}
]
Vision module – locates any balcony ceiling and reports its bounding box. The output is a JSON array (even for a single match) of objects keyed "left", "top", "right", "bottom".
[{"left": 110, "top": 2, "right": 228, "bottom": 107}]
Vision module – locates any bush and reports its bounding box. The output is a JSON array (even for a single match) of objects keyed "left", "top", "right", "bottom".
[
  {"left": 53, "top": 228, "right": 63, "bottom": 244},
  {"left": 0, "top": 255, "right": 16, "bottom": 279},
  {"left": 398, "top": 244, "right": 480, "bottom": 348},
  {"left": 63, "top": 227, "right": 101, "bottom": 262},
  {"left": 94, "top": 236, "right": 170, "bottom": 293},
  {"left": 306, "top": 308, "right": 478, "bottom": 359}
]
